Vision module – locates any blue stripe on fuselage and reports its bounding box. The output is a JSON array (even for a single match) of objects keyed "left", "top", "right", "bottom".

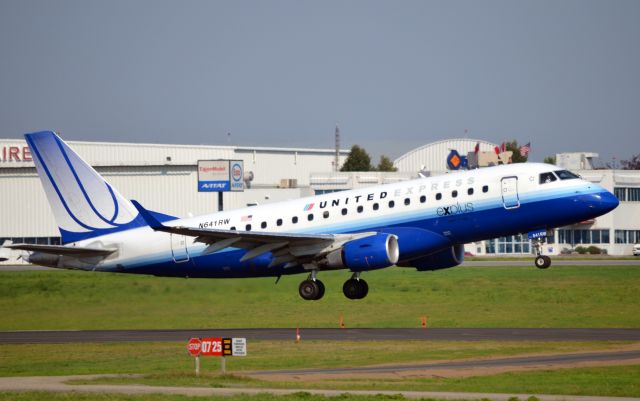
[{"left": 103, "top": 186, "right": 609, "bottom": 279}]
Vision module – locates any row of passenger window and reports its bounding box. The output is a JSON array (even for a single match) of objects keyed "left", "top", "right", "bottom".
[{"left": 232, "top": 185, "right": 490, "bottom": 232}]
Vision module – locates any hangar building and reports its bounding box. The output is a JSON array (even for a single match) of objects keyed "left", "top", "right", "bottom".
[
  {"left": 1, "top": 136, "right": 638, "bottom": 261},
  {"left": 0, "top": 137, "right": 347, "bottom": 248}
]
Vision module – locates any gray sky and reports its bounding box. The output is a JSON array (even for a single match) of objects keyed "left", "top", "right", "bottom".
[{"left": 1, "top": 0, "right": 638, "bottom": 164}]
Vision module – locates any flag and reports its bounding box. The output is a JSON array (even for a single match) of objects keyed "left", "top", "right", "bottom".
[
  {"left": 474, "top": 142, "right": 480, "bottom": 154},
  {"left": 501, "top": 142, "right": 506, "bottom": 152},
  {"left": 519, "top": 142, "right": 531, "bottom": 157},
  {"left": 494, "top": 146, "right": 500, "bottom": 155},
  {"left": 241, "top": 215, "right": 253, "bottom": 222}
]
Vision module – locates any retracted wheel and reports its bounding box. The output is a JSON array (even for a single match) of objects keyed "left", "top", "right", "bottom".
[{"left": 299, "top": 279, "right": 321, "bottom": 300}]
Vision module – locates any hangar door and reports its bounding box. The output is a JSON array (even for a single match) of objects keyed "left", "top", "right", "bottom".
[{"left": 501, "top": 176, "right": 520, "bottom": 209}]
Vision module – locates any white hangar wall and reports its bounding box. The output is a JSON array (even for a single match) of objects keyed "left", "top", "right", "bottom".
[{"left": 0, "top": 138, "right": 346, "bottom": 241}]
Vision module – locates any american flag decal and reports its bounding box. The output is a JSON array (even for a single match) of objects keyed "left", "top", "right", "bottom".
[
  {"left": 303, "top": 203, "right": 314, "bottom": 211},
  {"left": 241, "top": 215, "right": 253, "bottom": 222}
]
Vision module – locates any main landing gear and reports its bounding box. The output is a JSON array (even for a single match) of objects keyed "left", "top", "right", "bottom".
[
  {"left": 298, "top": 271, "right": 369, "bottom": 301},
  {"left": 533, "top": 237, "right": 551, "bottom": 269},
  {"left": 298, "top": 271, "right": 325, "bottom": 301},
  {"left": 343, "top": 273, "right": 368, "bottom": 300}
]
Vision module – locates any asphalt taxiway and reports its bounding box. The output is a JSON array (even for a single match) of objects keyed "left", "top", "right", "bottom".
[{"left": 1, "top": 328, "right": 640, "bottom": 344}]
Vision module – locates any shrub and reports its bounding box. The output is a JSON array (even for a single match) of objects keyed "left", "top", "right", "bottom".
[
  {"left": 575, "top": 246, "right": 588, "bottom": 254},
  {"left": 587, "top": 246, "right": 602, "bottom": 255}
]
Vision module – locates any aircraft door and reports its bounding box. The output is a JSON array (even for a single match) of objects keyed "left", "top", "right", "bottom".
[
  {"left": 170, "top": 234, "right": 190, "bottom": 263},
  {"left": 501, "top": 176, "right": 520, "bottom": 209}
]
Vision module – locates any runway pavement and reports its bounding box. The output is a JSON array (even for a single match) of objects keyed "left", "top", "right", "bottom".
[{"left": 2, "top": 328, "right": 640, "bottom": 343}]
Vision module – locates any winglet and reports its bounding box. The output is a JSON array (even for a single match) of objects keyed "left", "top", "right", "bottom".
[{"left": 131, "top": 200, "right": 165, "bottom": 230}]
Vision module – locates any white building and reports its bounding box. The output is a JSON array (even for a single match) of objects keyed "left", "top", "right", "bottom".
[
  {"left": 1, "top": 136, "right": 638, "bottom": 259},
  {"left": 0, "top": 137, "right": 347, "bottom": 248}
]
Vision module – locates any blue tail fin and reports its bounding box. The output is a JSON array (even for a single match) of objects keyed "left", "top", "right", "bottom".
[{"left": 25, "top": 131, "right": 172, "bottom": 243}]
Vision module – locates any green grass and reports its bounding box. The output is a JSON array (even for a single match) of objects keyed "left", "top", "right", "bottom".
[
  {"left": 1, "top": 340, "right": 627, "bottom": 377},
  {"left": 76, "top": 365, "right": 640, "bottom": 398},
  {"left": 1, "top": 340, "right": 638, "bottom": 397},
  {"left": 0, "top": 393, "right": 438, "bottom": 401},
  {"left": 1, "top": 265, "right": 639, "bottom": 330}
]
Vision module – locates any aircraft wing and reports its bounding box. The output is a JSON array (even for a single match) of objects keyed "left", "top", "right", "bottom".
[
  {"left": 131, "top": 200, "right": 373, "bottom": 266},
  {"left": 5, "top": 243, "right": 116, "bottom": 257}
]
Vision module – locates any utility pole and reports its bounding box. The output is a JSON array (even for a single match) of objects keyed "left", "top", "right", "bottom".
[{"left": 335, "top": 124, "right": 340, "bottom": 172}]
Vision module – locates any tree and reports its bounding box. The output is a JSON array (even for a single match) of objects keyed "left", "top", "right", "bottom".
[
  {"left": 620, "top": 154, "right": 640, "bottom": 170},
  {"left": 377, "top": 155, "right": 397, "bottom": 172},
  {"left": 543, "top": 156, "right": 556, "bottom": 165},
  {"left": 505, "top": 140, "right": 529, "bottom": 163},
  {"left": 340, "top": 145, "right": 373, "bottom": 171}
]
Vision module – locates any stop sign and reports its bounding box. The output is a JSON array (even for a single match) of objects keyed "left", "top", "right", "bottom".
[{"left": 187, "top": 337, "right": 202, "bottom": 356}]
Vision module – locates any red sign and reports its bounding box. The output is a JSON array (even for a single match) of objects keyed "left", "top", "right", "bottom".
[
  {"left": 0, "top": 146, "right": 32, "bottom": 162},
  {"left": 187, "top": 337, "right": 202, "bottom": 356},
  {"left": 201, "top": 337, "right": 223, "bottom": 356}
]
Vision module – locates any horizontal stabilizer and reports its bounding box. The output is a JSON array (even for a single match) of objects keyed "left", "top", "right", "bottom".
[{"left": 5, "top": 243, "right": 116, "bottom": 257}]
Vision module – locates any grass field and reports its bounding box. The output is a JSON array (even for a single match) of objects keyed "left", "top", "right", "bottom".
[
  {"left": 1, "top": 265, "right": 639, "bottom": 330},
  {"left": 1, "top": 340, "right": 639, "bottom": 397},
  {"left": 1, "top": 340, "right": 630, "bottom": 377},
  {"left": 1, "top": 264, "right": 639, "bottom": 398}
]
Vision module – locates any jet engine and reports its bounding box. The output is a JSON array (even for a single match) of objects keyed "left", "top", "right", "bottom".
[
  {"left": 326, "top": 233, "right": 399, "bottom": 271},
  {"left": 398, "top": 244, "right": 465, "bottom": 271}
]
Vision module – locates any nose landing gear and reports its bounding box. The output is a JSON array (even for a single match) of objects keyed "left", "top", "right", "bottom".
[{"left": 532, "top": 236, "right": 551, "bottom": 269}]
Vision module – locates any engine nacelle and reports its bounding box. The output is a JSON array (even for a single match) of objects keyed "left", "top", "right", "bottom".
[
  {"left": 327, "top": 233, "right": 399, "bottom": 272},
  {"left": 398, "top": 244, "right": 465, "bottom": 271}
]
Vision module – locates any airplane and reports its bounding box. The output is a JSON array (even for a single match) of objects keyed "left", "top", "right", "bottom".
[{"left": 4, "top": 131, "right": 619, "bottom": 300}]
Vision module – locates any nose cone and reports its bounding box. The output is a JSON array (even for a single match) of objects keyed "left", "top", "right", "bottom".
[{"left": 588, "top": 190, "right": 619, "bottom": 216}]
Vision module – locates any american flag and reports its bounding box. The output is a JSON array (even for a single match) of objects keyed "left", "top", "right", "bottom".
[
  {"left": 241, "top": 214, "right": 253, "bottom": 222},
  {"left": 519, "top": 142, "right": 531, "bottom": 157}
]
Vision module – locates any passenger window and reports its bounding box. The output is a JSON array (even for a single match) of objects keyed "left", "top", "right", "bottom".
[
  {"left": 436, "top": 193, "right": 442, "bottom": 201},
  {"left": 373, "top": 203, "right": 379, "bottom": 210},
  {"left": 482, "top": 185, "right": 489, "bottom": 193},
  {"left": 276, "top": 219, "right": 282, "bottom": 226},
  {"left": 404, "top": 198, "right": 410, "bottom": 206},
  {"left": 261, "top": 221, "right": 267, "bottom": 229},
  {"left": 230, "top": 226, "right": 236, "bottom": 231},
  {"left": 357, "top": 205, "right": 363, "bottom": 213},
  {"left": 308, "top": 213, "right": 314, "bottom": 221},
  {"left": 245, "top": 224, "right": 252, "bottom": 231},
  {"left": 292, "top": 216, "right": 298, "bottom": 224},
  {"left": 389, "top": 200, "right": 395, "bottom": 208},
  {"left": 420, "top": 195, "right": 426, "bottom": 203},
  {"left": 539, "top": 172, "right": 557, "bottom": 184},
  {"left": 452, "top": 190, "right": 458, "bottom": 198},
  {"left": 468, "top": 188, "right": 474, "bottom": 195},
  {"left": 323, "top": 211, "right": 329, "bottom": 219},
  {"left": 341, "top": 208, "right": 348, "bottom": 215}
]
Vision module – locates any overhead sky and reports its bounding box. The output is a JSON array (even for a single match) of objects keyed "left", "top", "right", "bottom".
[{"left": 1, "top": 0, "right": 638, "bottom": 165}]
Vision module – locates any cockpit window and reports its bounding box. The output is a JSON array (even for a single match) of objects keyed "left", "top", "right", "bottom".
[
  {"left": 554, "top": 170, "right": 580, "bottom": 180},
  {"left": 539, "top": 172, "right": 557, "bottom": 184}
]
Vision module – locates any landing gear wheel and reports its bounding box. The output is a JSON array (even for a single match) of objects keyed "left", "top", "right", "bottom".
[
  {"left": 315, "top": 280, "right": 325, "bottom": 300},
  {"left": 535, "top": 255, "right": 551, "bottom": 269},
  {"left": 343, "top": 278, "right": 368, "bottom": 300},
  {"left": 299, "top": 279, "right": 325, "bottom": 300}
]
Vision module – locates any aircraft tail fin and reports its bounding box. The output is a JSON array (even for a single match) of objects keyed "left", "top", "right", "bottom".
[{"left": 25, "top": 131, "right": 173, "bottom": 243}]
